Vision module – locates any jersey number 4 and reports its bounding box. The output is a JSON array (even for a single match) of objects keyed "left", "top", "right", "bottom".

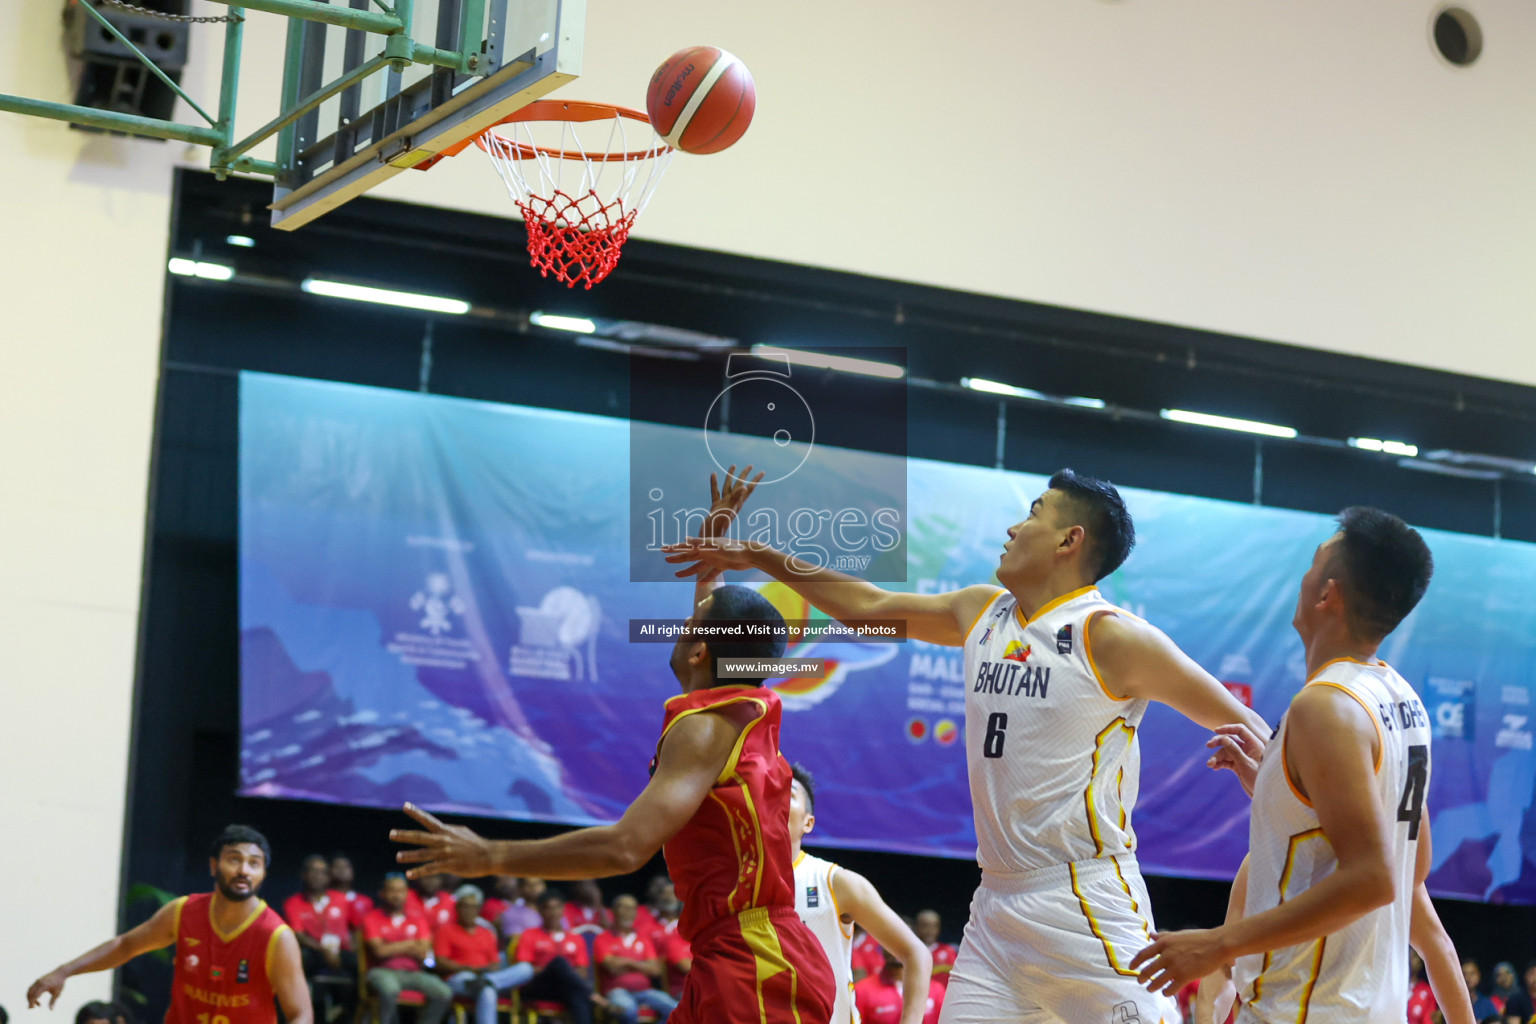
[
  {"left": 1396, "top": 743, "right": 1428, "bottom": 840},
  {"left": 983, "top": 713, "right": 1008, "bottom": 758}
]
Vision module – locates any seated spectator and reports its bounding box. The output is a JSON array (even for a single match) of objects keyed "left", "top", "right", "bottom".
[
  {"left": 851, "top": 925, "right": 884, "bottom": 982},
  {"left": 1493, "top": 963, "right": 1520, "bottom": 1009},
  {"left": 634, "top": 875, "right": 669, "bottom": 942},
  {"left": 512, "top": 891, "right": 604, "bottom": 1024},
  {"left": 563, "top": 880, "right": 612, "bottom": 939},
  {"left": 1409, "top": 949, "right": 1438, "bottom": 1024},
  {"left": 1500, "top": 961, "right": 1536, "bottom": 1024},
  {"left": 434, "top": 885, "right": 534, "bottom": 1024},
  {"left": 73, "top": 1002, "right": 134, "bottom": 1024},
  {"left": 853, "top": 946, "right": 944, "bottom": 1024},
  {"left": 594, "top": 895, "right": 676, "bottom": 1024},
  {"left": 662, "top": 932, "right": 691, "bottom": 1002},
  {"left": 481, "top": 878, "right": 518, "bottom": 926},
  {"left": 330, "top": 854, "right": 374, "bottom": 930},
  {"left": 498, "top": 877, "right": 543, "bottom": 943},
  {"left": 362, "top": 873, "right": 452, "bottom": 1024},
  {"left": 647, "top": 883, "right": 681, "bottom": 943},
  {"left": 1465, "top": 959, "right": 1500, "bottom": 1021},
  {"left": 410, "top": 874, "right": 456, "bottom": 935},
  {"left": 284, "top": 854, "right": 357, "bottom": 1024},
  {"left": 912, "top": 910, "right": 956, "bottom": 989}
]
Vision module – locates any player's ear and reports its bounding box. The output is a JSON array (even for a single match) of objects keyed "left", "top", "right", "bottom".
[
  {"left": 1059, "top": 524, "right": 1085, "bottom": 555},
  {"left": 803, "top": 811, "right": 815, "bottom": 836}
]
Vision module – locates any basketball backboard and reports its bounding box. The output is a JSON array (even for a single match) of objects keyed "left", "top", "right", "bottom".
[{"left": 267, "top": 0, "right": 583, "bottom": 229}]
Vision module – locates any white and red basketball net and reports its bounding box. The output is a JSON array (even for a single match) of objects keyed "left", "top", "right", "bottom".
[{"left": 477, "top": 112, "right": 674, "bottom": 289}]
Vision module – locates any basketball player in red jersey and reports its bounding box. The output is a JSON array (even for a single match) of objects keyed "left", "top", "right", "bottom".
[
  {"left": 391, "top": 471, "right": 835, "bottom": 1024},
  {"left": 28, "top": 825, "right": 312, "bottom": 1024}
]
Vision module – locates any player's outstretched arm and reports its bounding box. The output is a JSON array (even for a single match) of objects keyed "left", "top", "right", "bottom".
[
  {"left": 690, "top": 466, "right": 763, "bottom": 608},
  {"left": 833, "top": 869, "right": 932, "bottom": 1024},
  {"left": 664, "top": 538, "right": 1001, "bottom": 647},
  {"left": 269, "top": 928, "right": 316, "bottom": 1024},
  {"left": 1410, "top": 814, "right": 1474, "bottom": 1024},
  {"left": 1192, "top": 855, "right": 1248, "bottom": 1024},
  {"left": 1130, "top": 685, "right": 1394, "bottom": 995},
  {"left": 27, "top": 896, "right": 181, "bottom": 1008},
  {"left": 1088, "top": 613, "right": 1270, "bottom": 743},
  {"left": 392, "top": 710, "right": 743, "bottom": 880}
]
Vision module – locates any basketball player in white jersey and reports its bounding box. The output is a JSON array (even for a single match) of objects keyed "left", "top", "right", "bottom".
[
  {"left": 1130, "top": 507, "right": 1474, "bottom": 1024},
  {"left": 788, "top": 764, "right": 932, "bottom": 1024},
  {"left": 665, "top": 468, "right": 1270, "bottom": 1024}
]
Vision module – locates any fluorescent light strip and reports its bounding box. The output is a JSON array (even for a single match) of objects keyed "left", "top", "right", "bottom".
[
  {"left": 1350, "top": 437, "right": 1418, "bottom": 457},
  {"left": 226, "top": 235, "right": 256, "bottom": 248},
  {"left": 963, "top": 377, "right": 1046, "bottom": 400},
  {"left": 168, "top": 258, "right": 234, "bottom": 281},
  {"left": 530, "top": 312, "right": 596, "bottom": 334},
  {"left": 752, "top": 345, "right": 906, "bottom": 379},
  {"left": 301, "top": 278, "right": 470, "bottom": 315},
  {"left": 1161, "top": 408, "right": 1298, "bottom": 439}
]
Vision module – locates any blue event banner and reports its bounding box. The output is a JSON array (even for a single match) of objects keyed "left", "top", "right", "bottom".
[{"left": 239, "top": 372, "right": 1536, "bottom": 903}]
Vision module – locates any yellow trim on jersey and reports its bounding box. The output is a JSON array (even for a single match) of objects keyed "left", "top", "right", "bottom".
[
  {"left": 1082, "top": 609, "right": 1134, "bottom": 702},
  {"left": 825, "top": 864, "right": 854, "bottom": 941},
  {"left": 1304, "top": 681, "right": 1385, "bottom": 774},
  {"left": 1085, "top": 718, "right": 1137, "bottom": 857},
  {"left": 265, "top": 923, "right": 290, "bottom": 978},
  {"left": 171, "top": 895, "right": 189, "bottom": 943},
  {"left": 963, "top": 588, "right": 1009, "bottom": 643},
  {"left": 1116, "top": 767, "right": 1127, "bottom": 833},
  {"left": 792, "top": 850, "right": 806, "bottom": 869},
  {"left": 209, "top": 894, "right": 268, "bottom": 944},
  {"left": 1109, "top": 858, "right": 1154, "bottom": 946},
  {"left": 1248, "top": 827, "right": 1328, "bottom": 1008},
  {"left": 1013, "top": 584, "right": 1098, "bottom": 629},
  {"left": 738, "top": 777, "right": 768, "bottom": 906},
  {"left": 711, "top": 789, "right": 748, "bottom": 914},
  {"left": 1297, "top": 937, "right": 1328, "bottom": 1024},
  {"left": 739, "top": 908, "right": 804, "bottom": 1024},
  {"left": 1067, "top": 862, "right": 1138, "bottom": 977},
  {"left": 716, "top": 700, "right": 771, "bottom": 785}
]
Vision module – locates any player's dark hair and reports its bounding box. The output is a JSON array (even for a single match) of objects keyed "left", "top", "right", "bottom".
[
  {"left": 210, "top": 825, "right": 271, "bottom": 866},
  {"left": 75, "top": 1003, "right": 119, "bottom": 1024},
  {"left": 1329, "top": 507, "right": 1434, "bottom": 641},
  {"left": 1048, "top": 469, "right": 1135, "bottom": 582},
  {"left": 382, "top": 872, "right": 407, "bottom": 885},
  {"left": 790, "top": 763, "right": 816, "bottom": 813},
  {"left": 698, "top": 584, "right": 788, "bottom": 686}
]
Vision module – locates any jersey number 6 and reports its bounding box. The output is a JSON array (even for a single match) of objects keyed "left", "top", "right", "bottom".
[{"left": 983, "top": 713, "right": 1008, "bottom": 758}]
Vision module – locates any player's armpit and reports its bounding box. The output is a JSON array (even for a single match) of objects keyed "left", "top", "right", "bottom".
[
  {"left": 835, "top": 869, "right": 931, "bottom": 1024},
  {"left": 1089, "top": 613, "right": 1269, "bottom": 738},
  {"left": 269, "top": 929, "right": 315, "bottom": 1024}
]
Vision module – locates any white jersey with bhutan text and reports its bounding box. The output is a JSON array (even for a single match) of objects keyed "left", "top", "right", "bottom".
[
  {"left": 1235, "top": 657, "right": 1432, "bottom": 1024},
  {"left": 961, "top": 585, "right": 1148, "bottom": 875},
  {"left": 794, "top": 851, "right": 858, "bottom": 1024}
]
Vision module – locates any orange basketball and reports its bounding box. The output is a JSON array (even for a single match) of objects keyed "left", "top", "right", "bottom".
[{"left": 645, "top": 46, "right": 756, "bottom": 154}]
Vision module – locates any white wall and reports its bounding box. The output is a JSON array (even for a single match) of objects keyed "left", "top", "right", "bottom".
[{"left": 1, "top": 0, "right": 1532, "bottom": 1015}]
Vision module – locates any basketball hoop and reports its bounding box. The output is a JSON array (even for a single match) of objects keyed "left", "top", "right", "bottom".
[{"left": 426, "top": 101, "right": 673, "bottom": 289}]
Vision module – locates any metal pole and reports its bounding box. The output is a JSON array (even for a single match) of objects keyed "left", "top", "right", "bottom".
[
  {"left": 210, "top": 7, "right": 245, "bottom": 175},
  {"left": 0, "top": 93, "right": 223, "bottom": 146},
  {"left": 1253, "top": 439, "right": 1264, "bottom": 505},
  {"left": 994, "top": 400, "right": 1006, "bottom": 469},
  {"left": 201, "top": 0, "right": 401, "bottom": 34},
  {"left": 75, "top": 0, "right": 217, "bottom": 125},
  {"left": 225, "top": 54, "right": 392, "bottom": 161}
]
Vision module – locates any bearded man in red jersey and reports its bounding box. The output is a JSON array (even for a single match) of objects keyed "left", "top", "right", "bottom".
[{"left": 29, "top": 825, "right": 312, "bottom": 1024}]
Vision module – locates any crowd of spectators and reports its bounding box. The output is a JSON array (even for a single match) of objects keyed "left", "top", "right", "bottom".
[{"left": 1408, "top": 955, "right": 1536, "bottom": 1024}]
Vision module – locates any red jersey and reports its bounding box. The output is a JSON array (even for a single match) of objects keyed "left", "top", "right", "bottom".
[
  {"left": 654, "top": 687, "right": 798, "bottom": 942},
  {"left": 562, "top": 903, "right": 610, "bottom": 936},
  {"left": 282, "top": 891, "right": 352, "bottom": 950},
  {"left": 1407, "top": 980, "right": 1438, "bottom": 1024},
  {"left": 337, "top": 891, "right": 374, "bottom": 930},
  {"left": 434, "top": 920, "right": 499, "bottom": 969},
  {"left": 419, "top": 893, "right": 456, "bottom": 933},
  {"left": 851, "top": 933, "right": 885, "bottom": 977},
  {"left": 167, "top": 892, "right": 290, "bottom": 1024},
  {"left": 482, "top": 898, "right": 509, "bottom": 924},
  {"left": 514, "top": 928, "right": 589, "bottom": 971},
  {"left": 663, "top": 933, "right": 692, "bottom": 998},
  {"left": 361, "top": 908, "right": 432, "bottom": 971},
  {"left": 928, "top": 942, "right": 957, "bottom": 986},
  {"left": 593, "top": 930, "right": 659, "bottom": 993},
  {"left": 853, "top": 975, "right": 945, "bottom": 1024}
]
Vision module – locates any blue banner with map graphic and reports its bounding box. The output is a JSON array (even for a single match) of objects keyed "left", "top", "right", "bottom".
[{"left": 239, "top": 371, "right": 1536, "bottom": 903}]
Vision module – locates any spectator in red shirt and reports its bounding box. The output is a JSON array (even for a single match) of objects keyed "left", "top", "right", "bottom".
[
  {"left": 511, "top": 891, "right": 604, "bottom": 1024},
  {"left": 634, "top": 876, "right": 669, "bottom": 944},
  {"left": 852, "top": 926, "right": 885, "bottom": 982},
  {"left": 854, "top": 946, "right": 944, "bottom": 1024},
  {"left": 434, "top": 885, "right": 534, "bottom": 1024},
  {"left": 662, "top": 932, "right": 692, "bottom": 1001},
  {"left": 329, "top": 854, "right": 374, "bottom": 931},
  {"left": 362, "top": 874, "right": 452, "bottom": 1024},
  {"left": 562, "top": 880, "right": 612, "bottom": 940},
  {"left": 410, "top": 874, "right": 456, "bottom": 935},
  {"left": 593, "top": 895, "right": 677, "bottom": 1024},
  {"left": 497, "top": 877, "right": 544, "bottom": 944},
  {"left": 1408, "top": 949, "right": 1439, "bottom": 1024},
  {"left": 284, "top": 855, "right": 357, "bottom": 1023},
  {"left": 912, "top": 910, "right": 957, "bottom": 990},
  {"left": 480, "top": 877, "right": 518, "bottom": 927}
]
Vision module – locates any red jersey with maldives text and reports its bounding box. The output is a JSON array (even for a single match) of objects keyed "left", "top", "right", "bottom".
[
  {"left": 167, "top": 892, "right": 290, "bottom": 1024},
  {"left": 651, "top": 686, "right": 796, "bottom": 943}
]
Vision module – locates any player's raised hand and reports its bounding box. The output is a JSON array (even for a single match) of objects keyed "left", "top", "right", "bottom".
[
  {"left": 28, "top": 970, "right": 67, "bottom": 1009},
  {"left": 1129, "top": 928, "right": 1230, "bottom": 997},
  {"left": 662, "top": 537, "right": 755, "bottom": 578},
  {"left": 390, "top": 803, "right": 496, "bottom": 878},
  {"left": 700, "top": 465, "right": 764, "bottom": 541},
  {"left": 1206, "top": 723, "right": 1266, "bottom": 797}
]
